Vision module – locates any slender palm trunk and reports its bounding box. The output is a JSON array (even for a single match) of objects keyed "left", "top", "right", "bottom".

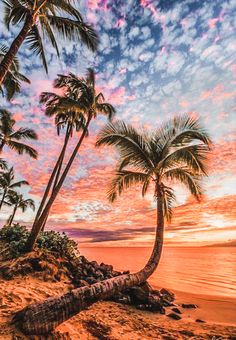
[
  {"left": 13, "top": 188, "right": 164, "bottom": 335},
  {"left": 0, "top": 15, "right": 33, "bottom": 86},
  {"left": 40, "top": 138, "right": 68, "bottom": 232},
  {"left": 0, "top": 140, "right": 5, "bottom": 153},
  {"left": 32, "top": 125, "right": 71, "bottom": 227},
  {"left": 24, "top": 116, "right": 92, "bottom": 252},
  {"left": 8, "top": 204, "right": 18, "bottom": 226},
  {"left": 0, "top": 190, "right": 6, "bottom": 210}
]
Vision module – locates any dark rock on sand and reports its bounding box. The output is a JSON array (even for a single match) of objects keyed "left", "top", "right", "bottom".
[
  {"left": 167, "top": 313, "right": 182, "bottom": 320},
  {"left": 172, "top": 307, "right": 182, "bottom": 314},
  {"left": 182, "top": 303, "right": 198, "bottom": 309},
  {"left": 196, "top": 319, "right": 206, "bottom": 323}
]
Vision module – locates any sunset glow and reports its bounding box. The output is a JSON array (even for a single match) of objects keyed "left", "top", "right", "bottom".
[{"left": 0, "top": 0, "right": 235, "bottom": 247}]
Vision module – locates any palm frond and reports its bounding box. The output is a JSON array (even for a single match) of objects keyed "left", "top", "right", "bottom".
[
  {"left": 47, "top": 15, "right": 98, "bottom": 52},
  {"left": 6, "top": 140, "right": 38, "bottom": 159},
  {"left": 107, "top": 170, "right": 148, "bottom": 202},
  {"left": 10, "top": 128, "right": 38, "bottom": 140},
  {"left": 96, "top": 121, "right": 153, "bottom": 171},
  {"left": 26, "top": 25, "right": 48, "bottom": 73}
]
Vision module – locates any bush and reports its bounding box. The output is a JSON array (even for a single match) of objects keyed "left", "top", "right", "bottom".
[{"left": 0, "top": 224, "right": 79, "bottom": 260}]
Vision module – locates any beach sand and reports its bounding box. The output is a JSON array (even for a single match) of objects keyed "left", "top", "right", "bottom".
[{"left": 0, "top": 276, "right": 235, "bottom": 339}]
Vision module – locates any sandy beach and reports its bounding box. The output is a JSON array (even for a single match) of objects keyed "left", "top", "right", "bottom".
[{"left": 0, "top": 276, "right": 235, "bottom": 339}]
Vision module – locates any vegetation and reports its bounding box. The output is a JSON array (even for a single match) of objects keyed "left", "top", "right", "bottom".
[
  {"left": 0, "top": 109, "right": 38, "bottom": 158},
  {"left": 13, "top": 115, "right": 211, "bottom": 334},
  {"left": 0, "top": 0, "right": 98, "bottom": 85},
  {"left": 6, "top": 193, "right": 35, "bottom": 226},
  {"left": 0, "top": 45, "right": 30, "bottom": 101},
  {"left": 0, "top": 167, "right": 29, "bottom": 211},
  {"left": 0, "top": 224, "right": 79, "bottom": 260},
  {"left": 24, "top": 69, "right": 115, "bottom": 252}
]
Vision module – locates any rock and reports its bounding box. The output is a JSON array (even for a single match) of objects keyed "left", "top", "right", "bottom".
[
  {"left": 182, "top": 303, "right": 198, "bottom": 309},
  {"left": 161, "top": 298, "right": 175, "bottom": 307},
  {"left": 160, "top": 288, "right": 175, "bottom": 302},
  {"left": 195, "top": 319, "right": 205, "bottom": 323},
  {"left": 100, "top": 263, "right": 113, "bottom": 273},
  {"left": 129, "top": 282, "right": 151, "bottom": 303},
  {"left": 90, "top": 260, "right": 99, "bottom": 269},
  {"left": 167, "top": 313, "right": 182, "bottom": 320},
  {"left": 86, "top": 276, "right": 97, "bottom": 285},
  {"left": 122, "top": 270, "right": 130, "bottom": 274},
  {"left": 172, "top": 307, "right": 182, "bottom": 314},
  {"left": 95, "top": 270, "right": 104, "bottom": 280},
  {"left": 179, "top": 330, "right": 195, "bottom": 337}
]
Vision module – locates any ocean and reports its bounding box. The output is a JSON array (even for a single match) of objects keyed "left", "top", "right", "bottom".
[{"left": 81, "top": 246, "right": 236, "bottom": 298}]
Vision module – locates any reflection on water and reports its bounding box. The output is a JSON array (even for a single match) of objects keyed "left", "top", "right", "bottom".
[{"left": 81, "top": 247, "right": 236, "bottom": 298}]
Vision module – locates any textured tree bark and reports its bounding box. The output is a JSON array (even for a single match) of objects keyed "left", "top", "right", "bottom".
[
  {"left": 8, "top": 204, "right": 18, "bottom": 226},
  {"left": 0, "top": 190, "right": 6, "bottom": 210},
  {"left": 24, "top": 116, "right": 92, "bottom": 252},
  {"left": 0, "top": 15, "right": 33, "bottom": 86},
  {"left": 13, "top": 188, "right": 164, "bottom": 335},
  {"left": 24, "top": 126, "right": 71, "bottom": 251}
]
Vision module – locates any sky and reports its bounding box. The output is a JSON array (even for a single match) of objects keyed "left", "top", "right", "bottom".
[{"left": 0, "top": 0, "right": 236, "bottom": 247}]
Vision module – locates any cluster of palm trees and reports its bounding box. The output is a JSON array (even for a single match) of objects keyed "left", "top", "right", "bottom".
[
  {"left": 0, "top": 0, "right": 212, "bottom": 335},
  {"left": 0, "top": 108, "right": 37, "bottom": 225}
]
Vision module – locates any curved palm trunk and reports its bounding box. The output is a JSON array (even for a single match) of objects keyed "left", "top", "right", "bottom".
[
  {"left": 0, "top": 190, "right": 6, "bottom": 210},
  {"left": 8, "top": 204, "right": 18, "bottom": 226},
  {"left": 0, "top": 16, "right": 33, "bottom": 86},
  {"left": 24, "top": 116, "right": 92, "bottom": 252},
  {"left": 13, "top": 190, "right": 164, "bottom": 335},
  {"left": 32, "top": 125, "right": 71, "bottom": 227}
]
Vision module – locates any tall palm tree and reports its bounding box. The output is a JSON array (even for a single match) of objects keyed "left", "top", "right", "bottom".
[
  {"left": 0, "top": 109, "right": 38, "bottom": 158},
  {"left": 0, "top": 0, "right": 98, "bottom": 86},
  {"left": 6, "top": 192, "right": 35, "bottom": 226},
  {"left": 24, "top": 69, "right": 115, "bottom": 252},
  {"left": 14, "top": 115, "right": 211, "bottom": 335},
  {"left": 0, "top": 167, "right": 29, "bottom": 210},
  {"left": 0, "top": 45, "right": 30, "bottom": 101}
]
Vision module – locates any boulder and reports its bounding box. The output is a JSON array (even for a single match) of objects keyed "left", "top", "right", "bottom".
[
  {"left": 167, "top": 313, "right": 182, "bottom": 320},
  {"left": 160, "top": 288, "right": 175, "bottom": 302},
  {"left": 172, "top": 307, "right": 182, "bottom": 314},
  {"left": 182, "top": 303, "right": 197, "bottom": 309}
]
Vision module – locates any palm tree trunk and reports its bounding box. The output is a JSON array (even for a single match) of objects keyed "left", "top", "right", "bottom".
[
  {"left": 0, "top": 190, "right": 6, "bottom": 211},
  {"left": 31, "top": 125, "right": 71, "bottom": 228},
  {"left": 24, "top": 116, "right": 92, "bottom": 252},
  {"left": 13, "top": 188, "right": 164, "bottom": 335},
  {"left": 8, "top": 204, "right": 18, "bottom": 227},
  {"left": 0, "top": 15, "right": 33, "bottom": 86},
  {"left": 0, "top": 140, "right": 5, "bottom": 153}
]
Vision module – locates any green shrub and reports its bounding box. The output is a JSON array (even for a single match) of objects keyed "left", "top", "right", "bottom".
[{"left": 0, "top": 224, "right": 79, "bottom": 260}]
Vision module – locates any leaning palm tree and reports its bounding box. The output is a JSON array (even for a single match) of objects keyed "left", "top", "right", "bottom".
[
  {"left": 14, "top": 115, "right": 211, "bottom": 335},
  {"left": 0, "top": 0, "right": 98, "bottom": 86},
  {"left": 6, "top": 192, "right": 35, "bottom": 227},
  {"left": 0, "top": 167, "right": 29, "bottom": 210},
  {"left": 0, "top": 45, "right": 30, "bottom": 101},
  {"left": 24, "top": 69, "right": 115, "bottom": 252},
  {"left": 0, "top": 109, "right": 38, "bottom": 158}
]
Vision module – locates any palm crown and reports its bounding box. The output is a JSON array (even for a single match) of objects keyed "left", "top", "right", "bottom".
[
  {"left": 3, "top": 0, "right": 99, "bottom": 73},
  {"left": 0, "top": 45, "right": 30, "bottom": 101},
  {"left": 0, "top": 109, "right": 38, "bottom": 158},
  {"left": 0, "top": 166, "right": 29, "bottom": 209},
  {"left": 96, "top": 115, "right": 212, "bottom": 221},
  {"left": 40, "top": 69, "right": 116, "bottom": 131}
]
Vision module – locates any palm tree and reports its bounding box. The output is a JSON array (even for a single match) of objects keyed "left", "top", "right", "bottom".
[
  {"left": 0, "top": 0, "right": 98, "bottom": 86},
  {"left": 0, "top": 167, "right": 29, "bottom": 210},
  {"left": 6, "top": 192, "right": 35, "bottom": 227},
  {"left": 0, "top": 45, "right": 30, "bottom": 101},
  {"left": 14, "top": 115, "right": 211, "bottom": 334},
  {"left": 0, "top": 159, "right": 8, "bottom": 170},
  {"left": 0, "top": 109, "right": 38, "bottom": 158},
  {"left": 24, "top": 69, "right": 115, "bottom": 252}
]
